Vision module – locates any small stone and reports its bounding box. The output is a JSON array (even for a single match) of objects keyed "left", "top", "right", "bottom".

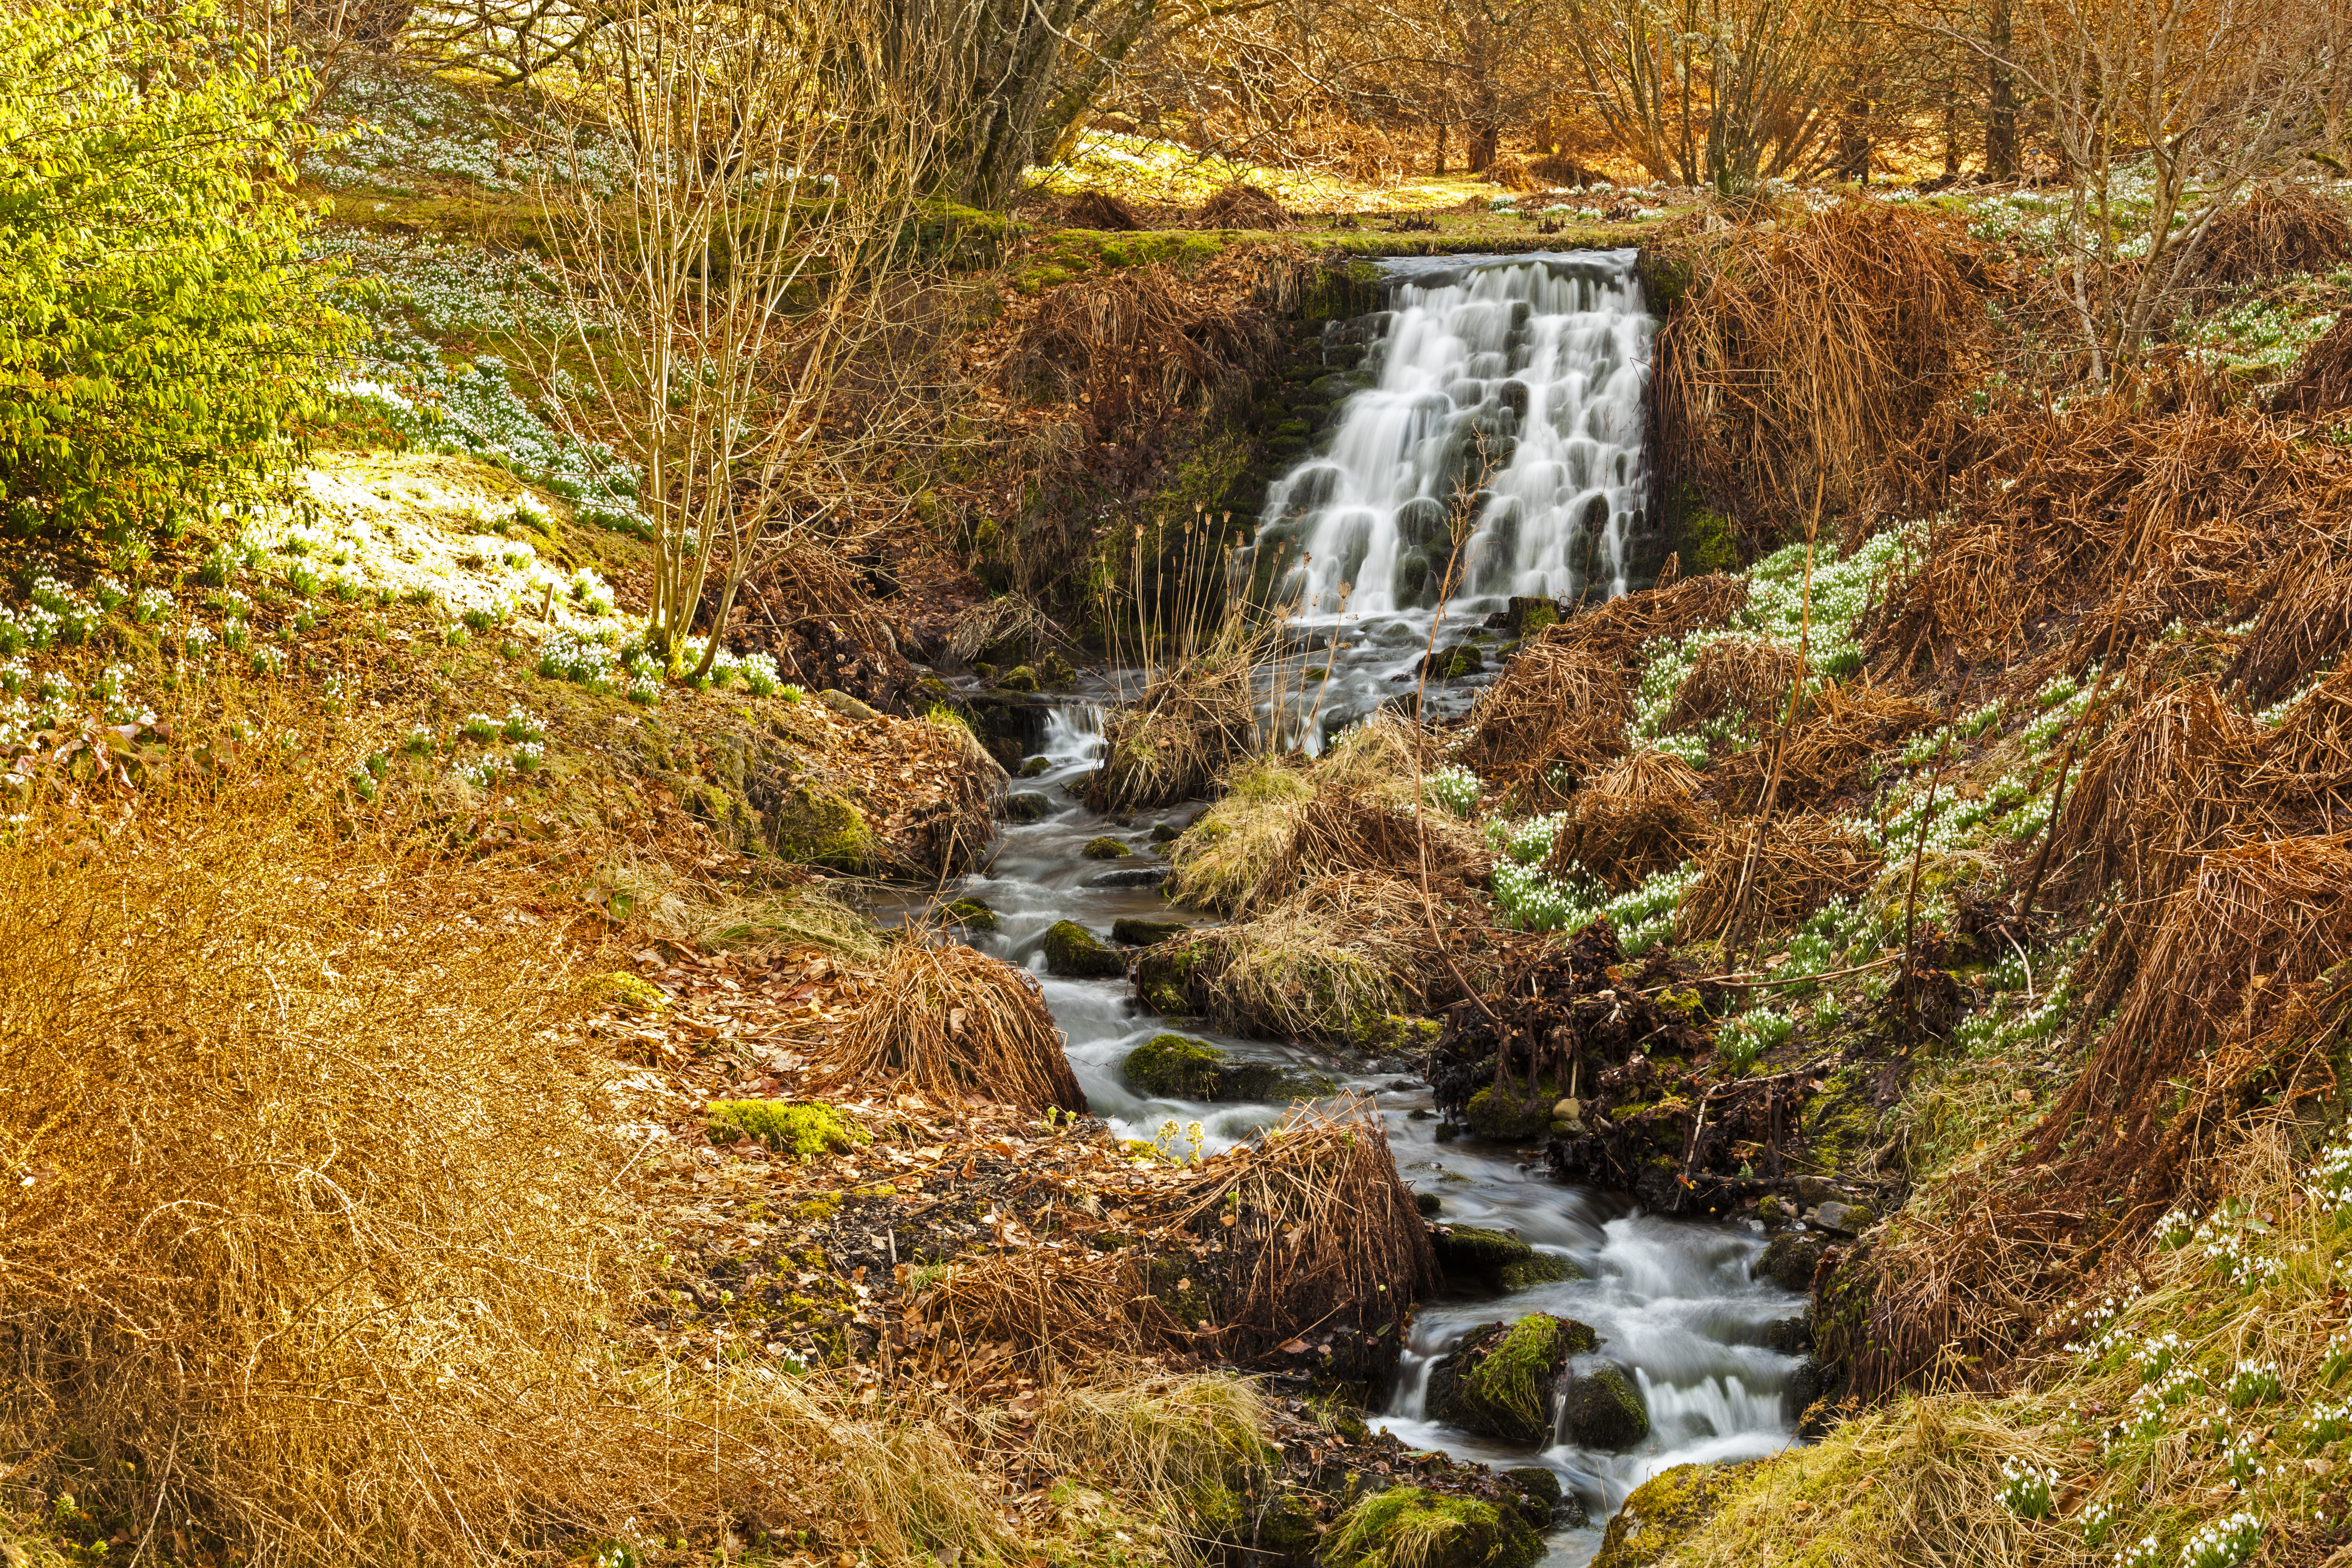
[
  {"left": 1498, "top": 1253, "right": 1584, "bottom": 1290},
  {"left": 995, "top": 665, "right": 1039, "bottom": 693},
  {"left": 1558, "top": 1364, "right": 1649, "bottom": 1451},
  {"left": 1150, "top": 821, "right": 1181, "bottom": 842},
  {"left": 1814, "top": 1199, "right": 1875, "bottom": 1235},
  {"left": 1111, "top": 917, "right": 1189, "bottom": 946},
  {"left": 1019, "top": 756, "right": 1052, "bottom": 777},
  {"left": 1762, "top": 1316, "right": 1812, "bottom": 1356},
  {"left": 1042, "top": 920, "right": 1125, "bottom": 979},
  {"left": 1001, "top": 792, "right": 1051, "bottom": 823},
  {"left": 1415, "top": 1190, "right": 1443, "bottom": 1215},
  {"left": 1552, "top": 1097, "right": 1582, "bottom": 1121},
  {"left": 817, "top": 688, "right": 881, "bottom": 722},
  {"left": 1081, "top": 836, "right": 1130, "bottom": 860},
  {"left": 941, "top": 897, "right": 999, "bottom": 932}
]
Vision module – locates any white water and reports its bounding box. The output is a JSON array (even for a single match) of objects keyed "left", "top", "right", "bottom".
[{"left": 1258, "top": 250, "right": 1653, "bottom": 620}]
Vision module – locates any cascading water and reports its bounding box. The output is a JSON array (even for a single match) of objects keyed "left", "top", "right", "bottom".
[{"left": 1255, "top": 250, "right": 1654, "bottom": 620}]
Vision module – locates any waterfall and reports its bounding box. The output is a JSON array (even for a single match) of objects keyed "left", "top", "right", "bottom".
[{"left": 1254, "top": 250, "right": 1654, "bottom": 619}]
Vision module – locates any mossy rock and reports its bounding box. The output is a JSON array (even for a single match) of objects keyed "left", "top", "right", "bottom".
[
  {"left": 1463, "top": 1080, "right": 1564, "bottom": 1142},
  {"left": 1201, "top": 1479, "right": 1322, "bottom": 1566},
  {"left": 1043, "top": 919, "right": 1127, "bottom": 979},
  {"left": 1349, "top": 1013, "right": 1442, "bottom": 1055},
  {"left": 943, "top": 897, "right": 1000, "bottom": 932},
  {"left": 1122, "top": 1032, "right": 1336, "bottom": 1102},
  {"left": 1590, "top": 1463, "right": 1735, "bottom": 1568},
  {"left": 593, "top": 970, "right": 669, "bottom": 1015},
  {"left": 1559, "top": 1364, "right": 1649, "bottom": 1451},
  {"left": 995, "top": 665, "right": 1040, "bottom": 693},
  {"left": 1112, "top": 917, "right": 1190, "bottom": 946},
  {"left": 1499, "top": 1253, "right": 1585, "bottom": 1291},
  {"left": 1425, "top": 642, "right": 1486, "bottom": 681},
  {"left": 1326, "top": 1486, "right": 1542, "bottom": 1568},
  {"left": 1081, "top": 836, "right": 1131, "bottom": 859},
  {"left": 705, "top": 1100, "right": 867, "bottom": 1160},
  {"left": 1501, "top": 1466, "right": 1585, "bottom": 1529},
  {"left": 1752, "top": 1233, "right": 1826, "bottom": 1292},
  {"left": 766, "top": 783, "right": 876, "bottom": 870},
  {"left": 1431, "top": 1224, "right": 1537, "bottom": 1277},
  {"left": 1426, "top": 1315, "right": 1597, "bottom": 1447},
  {"left": 1019, "top": 755, "right": 1052, "bottom": 777},
  {"left": 1001, "top": 792, "right": 1052, "bottom": 823}
]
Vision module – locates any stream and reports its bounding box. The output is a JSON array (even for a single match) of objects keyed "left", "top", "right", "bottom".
[{"left": 890, "top": 248, "right": 1805, "bottom": 1560}]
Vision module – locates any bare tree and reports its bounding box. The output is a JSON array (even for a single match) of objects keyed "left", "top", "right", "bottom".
[
  {"left": 1558, "top": 0, "right": 1856, "bottom": 193},
  {"left": 537, "top": 0, "right": 942, "bottom": 676},
  {"left": 1966, "top": 0, "right": 2344, "bottom": 379}
]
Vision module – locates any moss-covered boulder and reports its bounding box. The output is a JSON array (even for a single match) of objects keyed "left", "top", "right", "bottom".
[
  {"left": 1591, "top": 1464, "right": 1735, "bottom": 1568},
  {"left": 1043, "top": 920, "right": 1127, "bottom": 978},
  {"left": 1000, "top": 792, "right": 1051, "bottom": 823},
  {"left": 1501, "top": 1466, "right": 1585, "bottom": 1529},
  {"left": 705, "top": 1100, "right": 867, "bottom": 1159},
  {"left": 1081, "top": 836, "right": 1131, "bottom": 859},
  {"left": 1200, "top": 1478, "right": 1321, "bottom": 1567},
  {"left": 942, "top": 897, "right": 1000, "bottom": 932},
  {"left": 1425, "top": 1315, "right": 1596, "bottom": 1447},
  {"left": 1122, "top": 1033, "right": 1336, "bottom": 1102},
  {"left": 1558, "top": 1364, "right": 1649, "bottom": 1451},
  {"left": 765, "top": 783, "right": 875, "bottom": 870},
  {"left": 1326, "top": 1487, "right": 1541, "bottom": 1568},
  {"left": 1499, "top": 1253, "right": 1584, "bottom": 1291},
  {"left": 1018, "top": 755, "right": 1052, "bottom": 777},
  {"left": 1463, "top": 1080, "right": 1563, "bottom": 1142},
  {"left": 1431, "top": 1225, "right": 1581, "bottom": 1289},
  {"left": 995, "top": 664, "right": 1040, "bottom": 692},
  {"left": 1752, "top": 1233, "right": 1825, "bottom": 1292},
  {"left": 1424, "top": 643, "right": 1486, "bottom": 681},
  {"left": 1112, "top": 916, "right": 1190, "bottom": 946}
]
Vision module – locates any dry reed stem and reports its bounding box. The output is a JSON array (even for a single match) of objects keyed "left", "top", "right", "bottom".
[
  {"left": 2271, "top": 312, "right": 2352, "bottom": 415},
  {"left": 825, "top": 936, "right": 1085, "bottom": 1114},
  {"left": 1666, "top": 635, "right": 1802, "bottom": 730},
  {"left": 1708, "top": 681, "right": 1937, "bottom": 814}
]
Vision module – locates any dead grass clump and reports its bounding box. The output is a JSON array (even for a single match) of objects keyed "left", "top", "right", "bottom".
[
  {"left": 1480, "top": 154, "right": 1541, "bottom": 191},
  {"left": 945, "top": 592, "right": 1062, "bottom": 666},
  {"left": 2221, "top": 549, "right": 2352, "bottom": 701},
  {"left": 1708, "top": 681, "right": 1939, "bottom": 813},
  {"left": 1666, "top": 635, "right": 1800, "bottom": 731},
  {"left": 1063, "top": 188, "right": 1146, "bottom": 231},
  {"left": 2189, "top": 180, "right": 2352, "bottom": 286},
  {"left": 1653, "top": 199, "right": 1985, "bottom": 543},
  {"left": 1679, "top": 813, "right": 1881, "bottom": 939},
  {"left": 1161, "top": 1098, "right": 1440, "bottom": 1352},
  {"left": 1543, "top": 749, "right": 1712, "bottom": 889},
  {"left": 1167, "top": 754, "right": 1316, "bottom": 913},
  {"left": 1026, "top": 1372, "right": 1269, "bottom": 1508},
  {"left": 998, "top": 263, "right": 1280, "bottom": 422},
  {"left": 904, "top": 1247, "right": 1166, "bottom": 1381},
  {"left": 1088, "top": 628, "right": 1264, "bottom": 813},
  {"left": 2270, "top": 311, "right": 2352, "bottom": 415},
  {"left": 1194, "top": 181, "right": 1291, "bottom": 230},
  {"left": 1460, "top": 572, "right": 1751, "bottom": 798},
  {"left": 2252, "top": 664, "right": 2352, "bottom": 816},
  {"left": 826, "top": 936, "right": 1085, "bottom": 1114},
  {"left": 1867, "top": 404, "right": 2352, "bottom": 674}
]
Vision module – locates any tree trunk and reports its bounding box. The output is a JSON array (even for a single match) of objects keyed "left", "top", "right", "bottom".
[{"left": 1985, "top": 0, "right": 2017, "bottom": 179}]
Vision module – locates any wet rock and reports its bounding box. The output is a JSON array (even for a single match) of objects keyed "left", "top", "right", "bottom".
[
  {"left": 1558, "top": 1364, "right": 1649, "bottom": 1451},
  {"left": 942, "top": 897, "right": 999, "bottom": 932},
  {"left": 1326, "top": 1487, "right": 1541, "bottom": 1568},
  {"left": 1112, "top": 917, "right": 1189, "bottom": 946},
  {"left": 1498, "top": 1253, "right": 1584, "bottom": 1291},
  {"left": 1120, "top": 1033, "right": 1336, "bottom": 1102},
  {"left": 1018, "top": 756, "right": 1052, "bottom": 778},
  {"left": 1762, "top": 1315, "right": 1813, "bottom": 1356},
  {"left": 1415, "top": 1190, "right": 1444, "bottom": 1216},
  {"left": 1081, "top": 836, "right": 1131, "bottom": 860},
  {"left": 1426, "top": 1316, "right": 1596, "bottom": 1447},
  {"left": 1590, "top": 1463, "right": 1735, "bottom": 1568},
  {"left": 1150, "top": 821, "right": 1182, "bottom": 842},
  {"left": 1812, "top": 1199, "right": 1875, "bottom": 1235},
  {"left": 1090, "top": 866, "right": 1167, "bottom": 888},
  {"left": 1430, "top": 1223, "right": 1537, "bottom": 1278},
  {"left": 1501, "top": 1466, "right": 1586, "bottom": 1529},
  {"left": 994, "top": 665, "right": 1039, "bottom": 693},
  {"left": 1042, "top": 920, "right": 1125, "bottom": 979},
  {"left": 765, "top": 783, "right": 876, "bottom": 870},
  {"left": 1501, "top": 596, "right": 1561, "bottom": 638},
  {"left": 1464, "top": 1080, "right": 1564, "bottom": 1141},
  {"left": 1001, "top": 792, "right": 1051, "bottom": 823},
  {"left": 1421, "top": 643, "right": 1486, "bottom": 681},
  {"left": 1752, "top": 1233, "right": 1826, "bottom": 1291},
  {"left": 1792, "top": 1175, "right": 1836, "bottom": 1207}
]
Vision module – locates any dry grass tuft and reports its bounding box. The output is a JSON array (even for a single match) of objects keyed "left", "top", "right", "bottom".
[
  {"left": 2270, "top": 310, "right": 2352, "bottom": 415},
  {"left": 998, "top": 264, "right": 1280, "bottom": 423},
  {"left": 1653, "top": 199, "right": 1985, "bottom": 543},
  {"left": 1194, "top": 182, "right": 1291, "bottom": 230},
  {"left": 1163, "top": 1098, "right": 1440, "bottom": 1352},
  {"left": 1166, "top": 754, "right": 1316, "bottom": 913},
  {"left": 2189, "top": 180, "right": 2352, "bottom": 285},
  {"left": 1142, "top": 873, "right": 1432, "bottom": 1043},
  {"left": 2252, "top": 663, "right": 2352, "bottom": 815},
  {"left": 2220, "top": 548, "right": 2352, "bottom": 701},
  {"left": 1062, "top": 188, "right": 1146, "bottom": 231},
  {"left": 1026, "top": 1372, "right": 1269, "bottom": 1511},
  {"left": 825, "top": 936, "right": 1085, "bottom": 1114},
  {"left": 1708, "top": 680, "right": 1939, "bottom": 814},
  {"left": 945, "top": 592, "right": 1062, "bottom": 666},
  {"left": 904, "top": 1247, "right": 1167, "bottom": 1381},
  {"left": 1088, "top": 619, "right": 1266, "bottom": 813},
  {"left": 1666, "top": 635, "right": 1800, "bottom": 731},
  {"left": 1679, "top": 813, "right": 1881, "bottom": 939},
  {"left": 1460, "top": 572, "right": 1750, "bottom": 799},
  {"left": 1543, "top": 748, "right": 1712, "bottom": 889}
]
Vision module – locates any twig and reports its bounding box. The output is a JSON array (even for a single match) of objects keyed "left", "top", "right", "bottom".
[
  {"left": 1899, "top": 739, "right": 1952, "bottom": 1030},
  {"left": 2014, "top": 737, "right": 2077, "bottom": 919}
]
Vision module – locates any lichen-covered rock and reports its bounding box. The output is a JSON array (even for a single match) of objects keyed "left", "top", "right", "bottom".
[
  {"left": 1121, "top": 1033, "right": 1335, "bottom": 1101},
  {"left": 1326, "top": 1487, "right": 1542, "bottom": 1568},
  {"left": 942, "top": 897, "right": 1000, "bottom": 932},
  {"left": 1081, "top": 835, "right": 1130, "bottom": 859},
  {"left": 1018, "top": 755, "right": 1052, "bottom": 777},
  {"left": 1752, "top": 1233, "right": 1825, "bottom": 1292},
  {"left": 1558, "top": 1364, "right": 1649, "bottom": 1451},
  {"left": 1425, "top": 1315, "right": 1596, "bottom": 1447},
  {"left": 1590, "top": 1464, "right": 1734, "bottom": 1568},
  {"left": 1112, "top": 917, "right": 1190, "bottom": 946},
  {"left": 1042, "top": 919, "right": 1126, "bottom": 978}
]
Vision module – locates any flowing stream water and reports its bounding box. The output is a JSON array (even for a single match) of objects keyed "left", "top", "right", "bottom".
[{"left": 897, "top": 253, "right": 1801, "bottom": 1560}]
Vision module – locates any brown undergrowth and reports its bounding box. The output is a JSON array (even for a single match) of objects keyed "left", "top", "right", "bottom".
[{"left": 822, "top": 934, "right": 1086, "bottom": 1115}]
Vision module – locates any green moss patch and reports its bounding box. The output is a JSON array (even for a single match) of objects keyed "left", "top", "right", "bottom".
[
  {"left": 1426, "top": 1315, "right": 1595, "bottom": 1447},
  {"left": 1043, "top": 919, "right": 1127, "bottom": 978},
  {"left": 1325, "top": 1485, "right": 1542, "bottom": 1568},
  {"left": 1590, "top": 1463, "right": 1734, "bottom": 1568},
  {"left": 1121, "top": 1032, "right": 1338, "bottom": 1102},
  {"left": 705, "top": 1100, "right": 867, "bottom": 1160}
]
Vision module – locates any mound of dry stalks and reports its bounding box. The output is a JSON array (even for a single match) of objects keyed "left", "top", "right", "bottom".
[
  {"left": 1542, "top": 749, "right": 1712, "bottom": 888},
  {"left": 2271, "top": 313, "right": 2352, "bottom": 416},
  {"left": 997, "top": 262, "right": 1281, "bottom": 425},
  {"left": 2190, "top": 180, "right": 2352, "bottom": 286},
  {"left": 1868, "top": 402, "right": 2352, "bottom": 675},
  {"left": 1666, "top": 635, "right": 1800, "bottom": 730},
  {"left": 1088, "top": 627, "right": 1265, "bottom": 813},
  {"left": 1460, "top": 572, "right": 1750, "bottom": 799},
  {"left": 2223, "top": 549, "right": 2352, "bottom": 702},
  {"left": 1708, "top": 680, "right": 1938, "bottom": 814},
  {"left": 1196, "top": 182, "right": 1291, "bottom": 230},
  {"left": 1652, "top": 199, "right": 1985, "bottom": 543},
  {"left": 825, "top": 936, "right": 1085, "bottom": 1114},
  {"left": 1679, "top": 813, "right": 1881, "bottom": 940}
]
